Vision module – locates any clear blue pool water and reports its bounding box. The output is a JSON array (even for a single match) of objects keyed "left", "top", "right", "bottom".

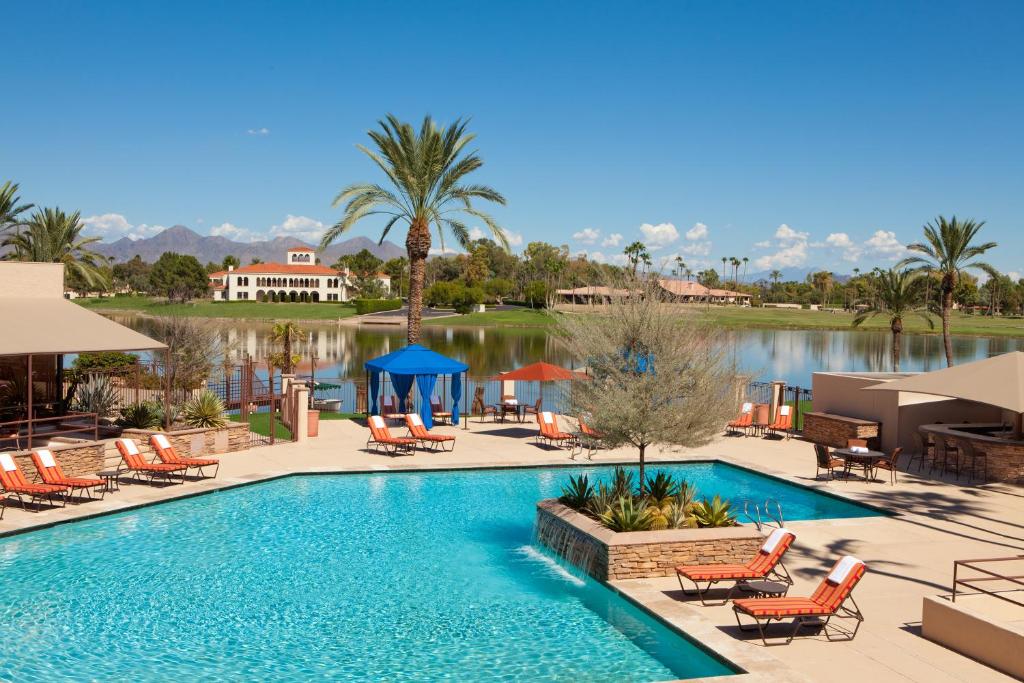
[{"left": 0, "top": 462, "right": 878, "bottom": 681}]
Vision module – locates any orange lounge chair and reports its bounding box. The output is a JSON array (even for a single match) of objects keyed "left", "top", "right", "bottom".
[
  {"left": 150, "top": 433, "right": 220, "bottom": 479},
  {"left": 430, "top": 397, "right": 453, "bottom": 425},
  {"left": 676, "top": 528, "right": 795, "bottom": 604},
  {"left": 0, "top": 452, "right": 68, "bottom": 512},
  {"left": 30, "top": 449, "right": 106, "bottom": 502},
  {"left": 733, "top": 555, "right": 867, "bottom": 645},
  {"left": 536, "top": 411, "right": 575, "bottom": 449},
  {"left": 573, "top": 415, "right": 604, "bottom": 459},
  {"left": 726, "top": 402, "right": 753, "bottom": 435},
  {"left": 765, "top": 405, "right": 793, "bottom": 439},
  {"left": 367, "top": 415, "right": 416, "bottom": 455},
  {"left": 115, "top": 438, "right": 187, "bottom": 485},
  {"left": 404, "top": 413, "right": 455, "bottom": 452}
]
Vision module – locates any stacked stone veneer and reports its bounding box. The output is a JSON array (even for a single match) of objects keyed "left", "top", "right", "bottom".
[
  {"left": 536, "top": 499, "right": 765, "bottom": 581},
  {"left": 982, "top": 441, "right": 1024, "bottom": 483},
  {"left": 803, "top": 412, "right": 881, "bottom": 449},
  {"left": 9, "top": 422, "right": 250, "bottom": 479}
]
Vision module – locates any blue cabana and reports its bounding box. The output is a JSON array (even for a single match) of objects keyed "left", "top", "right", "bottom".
[{"left": 364, "top": 344, "right": 469, "bottom": 429}]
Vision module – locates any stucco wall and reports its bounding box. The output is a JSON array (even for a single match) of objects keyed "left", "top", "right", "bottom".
[{"left": 0, "top": 262, "right": 64, "bottom": 299}]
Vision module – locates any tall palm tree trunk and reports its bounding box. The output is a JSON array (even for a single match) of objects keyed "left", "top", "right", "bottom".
[
  {"left": 891, "top": 319, "right": 902, "bottom": 372},
  {"left": 406, "top": 219, "right": 431, "bottom": 344},
  {"left": 941, "top": 285, "right": 954, "bottom": 367}
]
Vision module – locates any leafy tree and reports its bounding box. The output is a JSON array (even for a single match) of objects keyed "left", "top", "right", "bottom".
[
  {"left": 852, "top": 269, "right": 933, "bottom": 371},
  {"left": 0, "top": 181, "right": 33, "bottom": 234},
  {"left": 2, "top": 207, "right": 109, "bottom": 289},
  {"left": 353, "top": 274, "right": 387, "bottom": 299},
  {"left": 424, "top": 281, "right": 459, "bottom": 307},
  {"left": 483, "top": 277, "right": 513, "bottom": 303},
  {"left": 149, "top": 252, "right": 209, "bottom": 302},
  {"left": 697, "top": 269, "right": 720, "bottom": 287},
  {"left": 319, "top": 114, "right": 507, "bottom": 344},
  {"left": 335, "top": 248, "right": 383, "bottom": 278},
  {"left": 465, "top": 242, "right": 491, "bottom": 286},
  {"left": 383, "top": 256, "right": 408, "bottom": 298},
  {"left": 250, "top": 257, "right": 263, "bottom": 265},
  {"left": 452, "top": 284, "right": 485, "bottom": 314},
  {"left": 222, "top": 255, "right": 240, "bottom": 270},
  {"left": 900, "top": 216, "right": 997, "bottom": 366},
  {"left": 524, "top": 280, "right": 549, "bottom": 308},
  {"left": 113, "top": 255, "right": 152, "bottom": 293},
  {"left": 557, "top": 276, "right": 741, "bottom": 488}
]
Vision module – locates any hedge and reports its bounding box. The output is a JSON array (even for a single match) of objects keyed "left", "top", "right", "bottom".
[{"left": 354, "top": 298, "right": 402, "bottom": 314}]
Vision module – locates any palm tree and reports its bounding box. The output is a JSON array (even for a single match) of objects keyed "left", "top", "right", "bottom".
[
  {"left": 270, "top": 322, "right": 304, "bottom": 374},
  {"left": 769, "top": 269, "right": 782, "bottom": 302},
  {"left": 721, "top": 256, "right": 727, "bottom": 280},
  {"left": 2, "top": 207, "right": 108, "bottom": 288},
  {"left": 852, "top": 269, "right": 933, "bottom": 371},
  {"left": 684, "top": 267, "right": 693, "bottom": 281},
  {"left": 319, "top": 115, "right": 507, "bottom": 344},
  {"left": 674, "top": 255, "right": 685, "bottom": 278},
  {"left": 0, "top": 181, "right": 33, "bottom": 234},
  {"left": 899, "top": 216, "right": 997, "bottom": 367},
  {"left": 624, "top": 241, "right": 649, "bottom": 276},
  {"left": 741, "top": 256, "right": 749, "bottom": 283}
]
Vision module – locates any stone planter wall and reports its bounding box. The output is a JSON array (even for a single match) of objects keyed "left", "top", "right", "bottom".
[
  {"left": 11, "top": 442, "right": 106, "bottom": 480},
  {"left": 536, "top": 499, "right": 765, "bottom": 581},
  {"left": 121, "top": 421, "right": 249, "bottom": 458},
  {"left": 803, "top": 411, "right": 881, "bottom": 449}
]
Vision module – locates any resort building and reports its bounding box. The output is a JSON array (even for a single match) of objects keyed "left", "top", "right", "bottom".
[
  {"left": 657, "top": 279, "right": 752, "bottom": 304},
  {"left": 208, "top": 247, "right": 391, "bottom": 303}
]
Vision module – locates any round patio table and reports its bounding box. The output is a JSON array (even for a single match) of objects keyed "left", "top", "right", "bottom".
[
  {"left": 835, "top": 448, "right": 886, "bottom": 482},
  {"left": 492, "top": 403, "right": 526, "bottom": 423}
]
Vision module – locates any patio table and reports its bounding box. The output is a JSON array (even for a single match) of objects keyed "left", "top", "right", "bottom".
[
  {"left": 492, "top": 403, "right": 526, "bottom": 423},
  {"left": 836, "top": 448, "right": 886, "bottom": 482}
]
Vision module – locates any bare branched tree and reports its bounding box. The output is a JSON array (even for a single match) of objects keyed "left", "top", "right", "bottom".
[
  {"left": 151, "top": 317, "right": 226, "bottom": 393},
  {"left": 556, "top": 275, "right": 744, "bottom": 489}
]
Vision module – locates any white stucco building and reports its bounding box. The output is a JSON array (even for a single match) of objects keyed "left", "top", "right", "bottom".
[{"left": 209, "top": 247, "right": 391, "bottom": 302}]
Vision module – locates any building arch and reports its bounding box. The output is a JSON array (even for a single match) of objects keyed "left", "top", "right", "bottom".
[
  {"left": 289, "top": 290, "right": 298, "bottom": 302},
  {"left": 256, "top": 289, "right": 266, "bottom": 302},
  {"left": 311, "top": 291, "right": 320, "bottom": 302},
  {"left": 278, "top": 290, "right": 287, "bottom": 302}
]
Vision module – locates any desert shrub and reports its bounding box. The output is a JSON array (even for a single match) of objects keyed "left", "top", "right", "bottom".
[
  {"left": 181, "top": 390, "right": 227, "bottom": 428},
  {"left": 452, "top": 285, "right": 485, "bottom": 314},
  {"left": 524, "top": 280, "right": 549, "bottom": 308},
  {"left": 558, "top": 474, "right": 595, "bottom": 510},
  {"left": 73, "top": 374, "right": 119, "bottom": 418},
  {"left": 116, "top": 401, "right": 163, "bottom": 429}
]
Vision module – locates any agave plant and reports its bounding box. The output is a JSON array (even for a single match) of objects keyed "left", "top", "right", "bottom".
[
  {"left": 181, "top": 390, "right": 227, "bottom": 428},
  {"left": 585, "top": 482, "right": 616, "bottom": 518},
  {"left": 693, "top": 495, "right": 737, "bottom": 528},
  {"left": 558, "top": 474, "right": 595, "bottom": 511},
  {"left": 609, "top": 466, "right": 636, "bottom": 500},
  {"left": 599, "top": 496, "right": 654, "bottom": 532},
  {"left": 73, "top": 374, "right": 120, "bottom": 418},
  {"left": 666, "top": 484, "right": 698, "bottom": 529},
  {"left": 644, "top": 471, "right": 680, "bottom": 510},
  {"left": 116, "top": 401, "right": 163, "bottom": 429}
]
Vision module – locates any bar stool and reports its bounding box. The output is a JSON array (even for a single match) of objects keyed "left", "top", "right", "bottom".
[
  {"left": 908, "top": 431, "right": 932, "bottom": 472},
  {"left": 958, "top": 439, "right": 988, "bottom": 484}
]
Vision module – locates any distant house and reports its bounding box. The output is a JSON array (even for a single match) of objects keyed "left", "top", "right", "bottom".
[
  {"left": 209, "top": 248, "right": 391, "bottom": 302},
  {"left": 657, "top": 279, "right": 752, "bottom": 304},
  {"left": 555, "top": 286, "right": 633, "bottom": 304}
]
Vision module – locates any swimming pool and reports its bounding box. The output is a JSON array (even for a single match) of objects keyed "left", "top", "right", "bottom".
[{"left": 0, "top": 462, "right": 878, "bottom": 681}]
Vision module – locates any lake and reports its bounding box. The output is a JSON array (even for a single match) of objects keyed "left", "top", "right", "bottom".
[{"left": 109, "top": 314, "right": 1024, "bottom": 390}]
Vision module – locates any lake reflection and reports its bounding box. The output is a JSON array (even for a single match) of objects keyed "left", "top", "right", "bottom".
[{"left": 110, "top": 315, "right": 1024, "bottom": 389}]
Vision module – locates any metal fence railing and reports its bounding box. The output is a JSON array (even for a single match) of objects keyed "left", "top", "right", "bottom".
[{"left": 953, "top": 555, "right": 1024, "bottom": 608}]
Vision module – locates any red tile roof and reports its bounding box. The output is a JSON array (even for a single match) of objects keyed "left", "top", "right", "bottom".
[
  {"left": 288, "top": 246, "right": 315, "bottom": 252},
  {"left": 228, "top": 262, "right": 338, "bottom": 275},
  {"left": 209, "top": 270, "right": 227, "bottom": 278}
]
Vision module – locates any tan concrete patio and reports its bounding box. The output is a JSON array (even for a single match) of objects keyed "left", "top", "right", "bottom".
[{"left": 1, "top": 417, "right": 1020, "bottom": 682}]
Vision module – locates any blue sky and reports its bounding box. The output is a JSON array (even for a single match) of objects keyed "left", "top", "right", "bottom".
[{"left": 4, "top": 1, "right": 1022, "bottom": 276}]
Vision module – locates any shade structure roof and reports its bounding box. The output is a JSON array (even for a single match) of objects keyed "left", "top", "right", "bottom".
[
  {"left": 493, "top": 361, "right": 587, "bottom": 382},
  {"left": 364, "top": 344, "right": 468, "bottom": 375},
  {"left": 0, "top": 298, "right": 166, "bottom": 356},
  {"left": 863, "top": 351, "right": 1024, "bottom": 414}
]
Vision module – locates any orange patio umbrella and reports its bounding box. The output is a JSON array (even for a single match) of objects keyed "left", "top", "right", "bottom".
[{"left": 492, "top": 361, "right": 589, "bottom": 407}]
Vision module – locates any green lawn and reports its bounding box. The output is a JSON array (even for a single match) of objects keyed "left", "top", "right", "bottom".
[
  {"left": 243, "top": 410, "right": 361, "bottom": 439},
  {"left": 699, "top": 306, "right": 1024, "bottom": 337},
  {"left": 77, "top": 296, "right": 359, "bottom": 321},
  {"left": 423, "top": 308, "right": 555, "bottom": 328}
]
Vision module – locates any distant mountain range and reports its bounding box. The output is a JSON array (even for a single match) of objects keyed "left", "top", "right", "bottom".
[{"left": 94, "top": 225, "right": 405, "bottom": 264}]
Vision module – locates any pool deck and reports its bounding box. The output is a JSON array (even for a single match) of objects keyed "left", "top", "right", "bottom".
[{"left": 2, "top": 418, "right": 1021, "bottom": 683}]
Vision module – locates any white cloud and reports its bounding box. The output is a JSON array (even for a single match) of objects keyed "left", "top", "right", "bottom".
[
  {"left": 753, "top": 240, "right": 771, "bottom": 249},
  {"left": 210, "top": 222, "right": 256, "bottom": 242},
  {"left": 467, "top": 227, "right": 485, "bottom": 241},
  {"left": 247, "top": 127, "right": 270, "bottom": 136},
  {"left": 269, "top": 214, "right": 325, "bottom": 242},
  {"left": 685, "top": 222, "right": 708, "bottom": 240},
  {"left": 824, "top": 232, "right": 862, "bottom": 262},
  {"left": 601, "top": 233, "right": 623, "bottom": 247},
  {"left": 679, "top": 241, "right": 712, "bottom": 257},
  {"left": 584, "top": 251, "right": 628, "bottom": 265},
  {"left": 572, "top": 227, "right": 601, "bottom": 244},
  {"left": 82, "top": 213, "right": 132, "bottom": 236},
  {"left": 81, "top": 213, "right": 165, "bottom": 241},
  {"left": 754, "top": 223, "right": 810, "bottom": 270},
  {"left": 429, "top": 245, "right": 463, "bottom": 256},
  {"left": 863, "top": 230, "right": 908, "bottom": 260},
  {"left": 501, "top": 228, "right": 523, "bottom": 247},
  {"left": 639, "top": 222, "right": 679, "bottom": 248},
  {"left": 774, "top": 223, "right": 809, "bottom": 244}
]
